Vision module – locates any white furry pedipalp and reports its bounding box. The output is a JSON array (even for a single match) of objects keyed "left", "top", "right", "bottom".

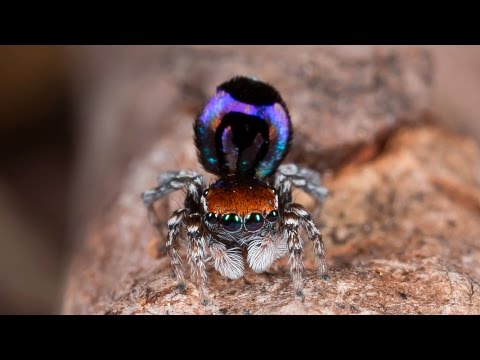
[
  {"left": 247, "top": 232, "right": 287, "bottom": 273},
  {"left": 208, "top": 241, "right": 245, "bottom": 279}
]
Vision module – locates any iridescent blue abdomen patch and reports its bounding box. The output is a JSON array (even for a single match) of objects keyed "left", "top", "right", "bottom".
[{"left": 194, "top": 77, "right": 292, "bottom": 179}]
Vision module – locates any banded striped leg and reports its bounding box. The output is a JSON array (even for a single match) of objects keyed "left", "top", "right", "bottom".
[
  {"left": 141, "top": 171, "right": 205, "bottom": 292},
  {"left": 274, "top": 164, "right": 329, "bottom": 287},
  {"left": 274, "top": 164, "right": 329, "bottom": 209},
  {"left": 185, "top": 214, "right": 209, "bottom": 305},
  {"left": 291, "top": 203, "right": 328, "bottom": 278},
  {"left": 283, "top": 210, "right": 306, "bottom": 299},
  {"left": 142, "top": 171, "right": 204, "bottom": 246},
  {"left": 142, "top": 170, "right": 204, "bottom": 208},
  {"left": 166, "top": 209, "right": 188, "bottom": 291}
]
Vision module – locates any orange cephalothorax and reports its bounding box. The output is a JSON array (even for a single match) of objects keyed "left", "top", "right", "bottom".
[{"left": 204, "top": 178, "right": 277, "bottom": 218}]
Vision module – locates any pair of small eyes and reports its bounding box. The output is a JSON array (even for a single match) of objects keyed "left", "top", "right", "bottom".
[{"left": 205, "top": 210, "right": 279, "bottom": 232}]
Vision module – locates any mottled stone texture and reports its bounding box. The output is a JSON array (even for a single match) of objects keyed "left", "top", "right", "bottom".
[{"left": 63, "top": 46, "right": 480, "bottom": 314}]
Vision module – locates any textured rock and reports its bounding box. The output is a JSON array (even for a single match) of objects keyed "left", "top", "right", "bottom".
[
  {"left": 63, "top": 46, "right": 480, "bottom": 314},
  {"left": 62, "top": 125, "right": 480, "bottom": 314}
]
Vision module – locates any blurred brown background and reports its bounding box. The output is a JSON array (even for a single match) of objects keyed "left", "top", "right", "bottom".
[{"left": 0, "top": 45, "right": 478, "bottom": 314}]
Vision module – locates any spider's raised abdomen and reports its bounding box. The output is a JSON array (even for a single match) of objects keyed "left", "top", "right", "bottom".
[{"left": 194, "top": 76, "right": 292, "bottom": 179}]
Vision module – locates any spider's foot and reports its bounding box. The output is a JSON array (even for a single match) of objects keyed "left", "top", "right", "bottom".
[
  {"left": 177, "top": 283, "right": 187, "bottom": 294},
  {"left": 295, "top": 290, "right": 305, "bottom": 300}
]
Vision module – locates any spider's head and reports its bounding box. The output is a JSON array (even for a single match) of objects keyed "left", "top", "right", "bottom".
[{"left": 201, "top": 177, "right": 279, "bottom": 235}]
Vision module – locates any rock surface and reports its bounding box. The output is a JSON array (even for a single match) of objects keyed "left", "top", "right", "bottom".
[
  {"left": 62, "top": 124, "right": 480, "bottom": 314},
  {"left": 63, "top": 46, "right": 480, "bottom": 314}
]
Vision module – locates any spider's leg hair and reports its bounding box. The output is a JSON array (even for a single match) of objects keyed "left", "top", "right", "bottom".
[
  {"left": 166, "top": 208, "right": 188, "bottom": 290},
  {"left": 291, "top": 203, "right": 327, "bottom": 276},
  {"left": 186, "top": 213, "right": 209, "bottom": 305},
  {"left": 142, "top": 171, "right": 204, "bottom": 206},
  {"left": 274, "top": 164, "right": 328, "bottom": 207},
  {"left": 282, "top": 209, "right": 306, "bottom": 299}
]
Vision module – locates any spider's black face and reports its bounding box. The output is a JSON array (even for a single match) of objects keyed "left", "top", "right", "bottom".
[
  {"left": 204, "top": 210, "right": 279, "bottom": 233},
  {"left": 201, "top": 177, "right": 279, "bottom": 243}
]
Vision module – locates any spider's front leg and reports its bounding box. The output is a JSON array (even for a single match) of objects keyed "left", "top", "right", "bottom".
[
  {"left": 166, "top": 209, "right": 188, "bottom": 291},
  {"left": 185, "top": 213, "right": 209, "bottom": 305},
  {"left": 141, "top": 170, "right": 205, "bottom": 293}
]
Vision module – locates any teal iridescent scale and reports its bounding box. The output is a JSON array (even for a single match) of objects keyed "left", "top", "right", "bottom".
[{"left": 194, "top": 76, "right": 292, "bottom": 179}]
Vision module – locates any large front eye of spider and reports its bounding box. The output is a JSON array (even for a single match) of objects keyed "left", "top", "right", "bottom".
[
  {"left": 205, "top": 212, "right": 219, "bottom": 225},
  {"left": 244, "top": 212, "right": 264, "bottom": 231},
  {"left": 221, "top": 213, "right": 242, "bottom": 232}
]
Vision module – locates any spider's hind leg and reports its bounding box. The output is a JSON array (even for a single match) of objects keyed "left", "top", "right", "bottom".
[
  {"left": 274, "top": 163, "right": 329, "bottom": 208},
  {"left": 142, "top": 170, "right": 204, "bottom": 207},
  {"left": 274, "top": 164, "right": 329, "bottom": 293},
  {"left": 141, "top": 170, "right": 205, "bottom": 247}
]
